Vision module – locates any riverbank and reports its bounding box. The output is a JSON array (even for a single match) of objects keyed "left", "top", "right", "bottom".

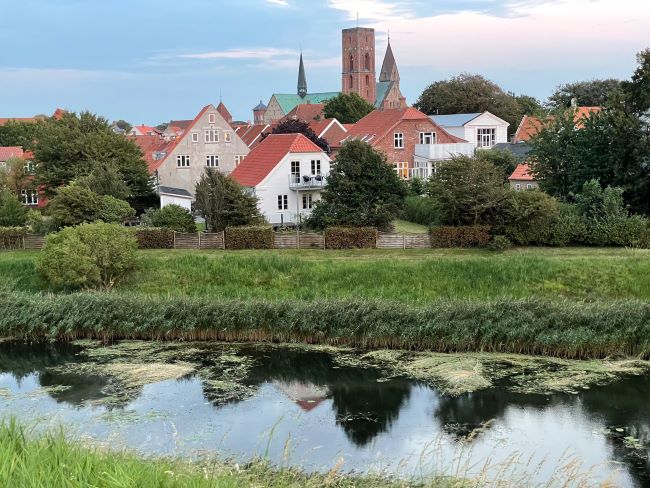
[{"left": 2, "top": 248, "right": 650, "bottom": 302}]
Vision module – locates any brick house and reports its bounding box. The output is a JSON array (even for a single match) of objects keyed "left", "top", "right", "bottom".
[
  {"left": 0, "top": 147, "right": 44, "bottom": 207},
  {"left": 509, "top": 163, "right": 539, "bottom": 191}
]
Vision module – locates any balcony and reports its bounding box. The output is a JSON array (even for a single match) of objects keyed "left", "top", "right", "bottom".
[
  {"left": 414, "top": 143, "right": 476, "bottom": 161},
  {"left": 288, "top": 174, "right": 327, "bottom": 190}
]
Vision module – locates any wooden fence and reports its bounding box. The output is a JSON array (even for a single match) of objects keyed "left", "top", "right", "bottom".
[{"left": 4, "top": 231, "right": 433, "bottom": 251}]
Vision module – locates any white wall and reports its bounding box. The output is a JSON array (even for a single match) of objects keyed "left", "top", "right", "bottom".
[
  {"left": 253, "top": 151, "right": 331, "bottom": 225},
  {"left": 464, "top": 112, "right": 509, "bottom": 147},
  {"left": 160, "top": 194, "right": 192, "bottom": 210}
]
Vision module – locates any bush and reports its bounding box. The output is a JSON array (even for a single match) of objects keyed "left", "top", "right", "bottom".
[
  {"left": 430, "top": 226, "right": 491, "bottom": 248},
  {"left": 403, "top": 196, "right": 439, "bottom": 227},
  {"left": 544, "top": 207, "right": 588, "bottom": 246},
  {"left": 25, "top": 209, "right": 57, "bottom": 236},
  {"left": 134, "top": 228, "right": 174, "bottom": 249},
  {"left": 324, "top": 227, "right": 377, "bottom": 249},
  {"left": 585, "top": 215, "right": 649, "bottom": 248},
  {"left": 97, "top": 195, "right": 136, "bottom": 223},
  {"left": 48, "top": 184, "right": 134, "bottom": 227},
  {"left": 225, "top": 225, "right": 274, "bottom": 249},
  {"left": 496, "top": 190, "right": 560, "bottom": 245},
  {"left": 146, "top": 205, "right": 196, "bottom": 233},
  {"left": 0, "top": 227, "right": 26, "bottom": 250},
  {"left": 37, "top": 222, "right": 137, "bottom": 290},
  {"left": 0, "top": 191, "right": 27, "bottom": 227},
  {"left": 488, "top": 235, "right": 512, "bottom": 252}
]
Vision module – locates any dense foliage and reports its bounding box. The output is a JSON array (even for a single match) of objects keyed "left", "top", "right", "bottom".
[
  {"left": 548, "top": 79, "right": 622, "bottom": 108},
  {"left": 47, "top": 184, "right": 135, "bottom": 227},
  {"left": 307, "top": 141, "right": 407, "bottom": 231},
  {"left": 0, "top": 191, "right": 27, "bottom": 227},
  {"left": 324, "top": 227, "right": 377, "bottom": 249},
  {"left": 0, "top": 157, "right": 30, "bottom": 196},
  {"left": 194, "top": 169, "right": 264, "bottom": 232},
  {"left": 225, "top": 225, "right": 274, "bottom": 249},
  {"left": 403, "top": 195, "right": 439, "bottom": 227},
  {"left": 323, "top": 93, "right": 375, "bottom": 124},
  {"left": 144, "top": 204, "right": 196, "bottom": 233},
  {"left": 133, "top": 228, "right": 175, "bottom": 249},
  {"left": 430, "top": 226, "right": 491, "bottom": 248},
  {"left": 37, "top": 222, "right": 137, "bottom": 290},
  {"left": 0, "top": 227, "right": 26, "bottom": 250}
]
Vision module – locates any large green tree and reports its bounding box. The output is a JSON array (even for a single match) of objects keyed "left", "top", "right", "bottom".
[
  {"left": 34, "top": 111, "right": 152, "bottom": 198},
  {"left": 194, "top": 169, "right": 264, "bottom": 232},
  {"left": 307, "top": 141, "right": 407, "bottom": 231},
  {"left": 413, "top": 73, "right": 536, "bottom": 134},
  {"left": 622, "top": 48, "right": 650, "bottom": 114},
  {"left": 0, "top": 119, "right": 43, "bottom": 149},
  {"left": 323, "top": 93, "right": 375, "bottom": 124},
  {"left": 548, "top": 79, "right": 622, "bottom": 109}
]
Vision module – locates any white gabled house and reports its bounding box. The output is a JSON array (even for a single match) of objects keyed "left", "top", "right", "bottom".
[
  {"left": 230, "top": 133, "right": 331, "bottom": 227},
  {"left": 430, "top": 111, "right": 509, "bottom": 149}
]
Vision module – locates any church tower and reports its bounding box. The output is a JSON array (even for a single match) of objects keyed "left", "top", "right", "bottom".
[
  {"left": 297, "top": 52, "right": 307, "bottom": 98},
  {"left": 376, "top": 36, "right": 407, "bottom": 110},
  {"left": 341, "top": 27, "right": 376, "bottom": 106}
]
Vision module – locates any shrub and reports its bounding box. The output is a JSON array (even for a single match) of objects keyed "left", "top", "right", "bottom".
[
  {"left": 37, "top": 222, "right": 137, "bottom": 290},
  {"left": 544, "top": 207, "right": 588, "bottom": 247},
  {"left": 97, "top": 195, "right": 136, "bottom": 223},
  {"left": 488, "top": 235, "right": 512, "bottom": 252},
  {"left": 225, "top": 225, "right": 274, "bottom": 249},
  {"left": 430, "top": 226, "right": 491, "bottom": 248},
  {"left": 48, "top": 184, "right": 134, "bottom": 227},
  {"left": 497, "top": 190, "right": 560, "bottom": 245},
  {"left": 0, "top": 227, "right": 26, "bottom": 250},
  {"left": 25, "top": 209, "right": 57, "bottom": 235},
  {"left": 585, "top": 215, "right": 649, "bottom": 248},
  {"left": 134, "top": 228, "right": 174, "bottom": 249},
  {"left": 146, "top": 205, "right": 196, "bottom": 233},
  {"left": 324, "top": 227, "right": 377, "bottom": 249},
  {"left": 0, "top": 191, "right": 27, "bottom": 227},
  {"left": 403, "top": 196, "right": 439, "bottom": 227}
]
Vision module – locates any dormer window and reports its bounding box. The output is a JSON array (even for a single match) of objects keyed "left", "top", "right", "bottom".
[
  {"left": 477, "top": 128, "right": 496, "bottom": 148},
  {"left": 419, "top": 132, "right": 436, "bottom": 145},
  {"left": 208, "top": 113, "right": 216, "bottom": 124}
]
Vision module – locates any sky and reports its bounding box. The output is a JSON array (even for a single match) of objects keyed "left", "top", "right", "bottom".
[{"left": 1, "top": 0, "right": 649, "bottom": 124}]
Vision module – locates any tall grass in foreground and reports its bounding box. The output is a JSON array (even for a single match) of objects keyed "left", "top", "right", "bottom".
[
  {"left": 1, "top": 291, "right": 650, "bottom": 359},
  {"left": 0, "top": 419, "right": 455, "bottom": 488}
]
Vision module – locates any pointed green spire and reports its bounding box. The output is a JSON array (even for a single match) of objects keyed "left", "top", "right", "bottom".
[{"left": 297, "top": 52, "right": 308, "bottom": 98}]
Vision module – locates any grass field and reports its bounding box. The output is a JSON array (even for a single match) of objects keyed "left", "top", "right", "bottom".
[{"left": 1, "top": 248, "right": 649, "bottom": 303}]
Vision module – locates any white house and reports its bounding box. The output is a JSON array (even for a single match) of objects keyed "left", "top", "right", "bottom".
[
  {"left": 230, "top": 133, "right": 331, "bottom": 226},
  {"left": 430, "top": 112, "right": 509, "bottom": 149},
  {"left": 411, "top": 142, "right": 476, "bottom": 179},
  {"left": 159, "top": 186, "right": 193, "bottom": 211}
]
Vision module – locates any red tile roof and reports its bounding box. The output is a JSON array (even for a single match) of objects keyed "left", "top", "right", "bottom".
[
  {"left": 514, "top": 107, "right": 602, "bottom": 142},
  {"left": 0, "top": 146, "right": 24, "bottom": 160},
  {"left": 310, "top": 119, "right": 348, "bottom": 148},
  {"left": 231, "top": 133, "right": 323, "bottom": 187},
  {"left": 281, "top": 103, "right": 325, "bottom": 123},
  {"left": 130, "top": 135, "right": 174, "bottom": 173},
  {"left": 347, "top": 108, "right": 465, "bottom": 145},
  {"left": 0, "top": 117, "right": 37, "bottom": 126},
  {"left": 239, "top": 124, "right": 269, "bottom": 148},
  {"left": 509, "top": 163, "right": 535, "bottom": 182},
  {"left": 169, "top": 119, "right": 193, "bottom": 130},
  {"left": 217, "top": 102, "right": 233, "bottom": 123}
]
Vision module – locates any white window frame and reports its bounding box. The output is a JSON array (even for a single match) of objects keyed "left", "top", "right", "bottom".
[
  {"left": 515, "top": 183, "right": 521, "bottom": 191},
  {"left": 208, "top": 113, "right": 216, "bottom": 124},
  {"left": 526, "top": 183, "right": 533, "bottom": 190},
  {"left": 277, "top": 194, "right": 288, "bottom": 211},
  {"left": 393, "top": 162, "right": 409, "bottom": 179},
  {"left": 21, "top": 189, "right": 38, "bottom": 205},
  {"left": 291, "top": 161, "right": 300, "bottom": 182},
  {"left": 419, "top": 132, "right": 436, "bottom": 145},
  {"left": 394, "top": 133, "right": 404, "bottom": 149},
  {"left": 224, "top": 131, "right": 232, "bottom": 143},
  {"left": 24, "top": 160, "right": 36, "bottom": 173},
  {"left": 310, "top": 159, "right": 321, "bottom": 175},
  {"left": 206, "top": 155, "right": 219, "bottom": 167},
  {"left": 205, "top": 129, "right": 219, "bottom": 143},
  {"left": 176, "top": 155, "right": 191, "bottom": 168},
  {"left": 477, "top": 128, "right": 496, "bottom": 148},
  {"left": 235, "top": 155, "right": 246, "bottom": 166},
  {"left": 302, "top": 193, "right": 314, "bottom": 210},
  {"left": 191, "top": 132, "right": 199, "bottom": 143}
]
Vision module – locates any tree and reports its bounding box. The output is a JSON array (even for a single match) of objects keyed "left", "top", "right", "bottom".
[
  {"left": 622, "top": 48, "right": 650, "bottom": 113},
  {"left": 113, "top": 119, "right": 133, "bottom": 133},
  {"left": 194, "top": 169, "right": 264, "bottom": 232},
  {"left": 75, "top": 162, "right": 130, "bottom": 199},
  {"left": 0, "top": 190, "right": 27, "bottom": 227},
  {"left": 548, "top": 79, "right": 623, "bottom": 109},
  {"left": 147, "top": 204, "right": 196, "bottom": 233},
  {"left": 515, "top": 95, "right": 545, "bottom": 116},
  {"left": 413, "top": 73, "right": 532, "bottom": 134},
  {"left": 0, "top": 157, "right": 29, "bottom": 195},
  {"left": 97, "top": 195, "right": 136, "bottom": 223},
  {"left": 428, "top": 155, "right": 507, "bottom": 226},
  {"left": 574, "top": 179, "right": 629, "bottom": 221},
  {"left": 0, "top": 119, "right": 42, "bottom": 149},
  {"left": 47, "top": 184, "right": 134, "bottom": 227},
  {"left": 34, "top": 111, "right": 152, "bottom": 198},
  {"left": 262, "top": 119, "right": 330, "bottom": 154},
  {"left": 37, "top": 222, "right": 137, "bottom": 290},
  {"left": 323, "top": 93, "right": 375, "bottom": 124},
  {"left": 307, "top": 141, "right": 407, "bottom": 231},
  {"left": 475, "top": 149, "right": 520, "bottom": 184}
]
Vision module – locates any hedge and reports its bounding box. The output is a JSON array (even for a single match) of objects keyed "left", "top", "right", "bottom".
[
  {"left": 430, "top": 226, "right": 491, "bottom": 248},
  {"left": 134, "top": 228, "right": 175, "bottom": 249},
  {"left": 325, "top": 227, "right": 378, "bottom": 249},
  {"left": 0, "top": 227, "right": 27, "bottom": 250},
  {"left": 225, "top": 226, "right": 274, "bottom": 250}
]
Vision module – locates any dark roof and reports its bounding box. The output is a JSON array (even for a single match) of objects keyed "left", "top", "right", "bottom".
[
  {"left": 159, "top": 186, "right": 193, "bottom": 198},
  {"left": 379, "top": 40, "right": 399, "bottom": 82},
  {"left": 297, "top": 53, "right": 307, "bottom": 98},
  {"left": 253, "top": 100, "right": 267, "bottom": 111},
  {"left": 492, "top": 142, "right": 532, "bottom": 159}
]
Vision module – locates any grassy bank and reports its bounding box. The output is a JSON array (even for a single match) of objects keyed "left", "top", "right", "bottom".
[
  {"left": 2, "top": 248, "right": 650, "bottom": 302},
  {"left": 2, "top": 292, "right": 650, "bottom": 359},
  {"left": 0, "top": 420, "right": 448, "bottom": 487}
]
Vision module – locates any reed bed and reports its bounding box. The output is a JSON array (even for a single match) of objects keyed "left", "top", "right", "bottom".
[{"left": 1, "top": 291, "right": 649, "bottom": 359}]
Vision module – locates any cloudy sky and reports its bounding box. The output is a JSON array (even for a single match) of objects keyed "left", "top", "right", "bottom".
[{"left": 1, "top": 0, "right": 648, "bottom": 124}]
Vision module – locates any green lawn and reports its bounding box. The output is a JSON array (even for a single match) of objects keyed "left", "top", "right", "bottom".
[
  {"left": 392, "top": 219, "right": 428, "bottom": 233},
  {"left": 2, "top": 247, "right": 650, "bottom": 303}
]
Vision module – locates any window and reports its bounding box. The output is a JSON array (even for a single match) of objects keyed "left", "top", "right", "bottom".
[
  {"left": 393, "top": 162, "right": 409, "bottom": 179},
  {"left": 526, "top": 184, "right": 533, "bottom": 190},
  {"left": 364, "top": 53, "right": 370, "bottom": 71},
  {"left": 291, "top": 160, "right": 300, "bottom": 182},
  {"left": 310, "top": 160, "right": 321, "bottom": 175},
  {"left": 477, "top": 128, "right": 496, "bottom": 148},
  {"left": 419, "top": 132, "right": 436, "bottom": 145},
  {"left": 206, "top": 155, "right": 219, "bottom": 167},
  {"left": 365, "top": 75, "right": 370, "bottom": 86},
  {"left": 349, "top": 55, "right": 354, "bottom": 71},
  {"left": 205, "top": 129, "right": 219, "bottom": 143},
  {"left": 277, "top": 194, "right": 288, "bottom": 210},
  {"left": 176, "top": 155, "right": 190, "bottom": 167},
  {"left": 349, "top": 75, "right": 353, "bottom": 89},
  {"left": 21, "top": 189, "right": 38, "bottom": 205},
  {"left": 191, "top": 132, "right": 199, "bottom": 143},
  {"left": 394, "top": 133, "right": 404, "bottom": 149},
  {"left": 515, "top": 183, "right": 521, "bottom": 191},
  {"left": 302, "top": 193, "right": 314, "bottom": 210},
  {"left": 208, "top": 113, "right": 216, "bottom": 124},
  {"left": 235, "top": 155, "right": 246, "bottom": 166},
  {"left": 224, "top": 131, "right": 232, "bottom": 143},
  {"left": 24, "top": 160, "right": 36, "bottom": 173}
]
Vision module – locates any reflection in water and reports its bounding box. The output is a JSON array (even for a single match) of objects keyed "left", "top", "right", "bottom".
[{"left": 0, "top": 341, "right": 649, "bottom": 486}]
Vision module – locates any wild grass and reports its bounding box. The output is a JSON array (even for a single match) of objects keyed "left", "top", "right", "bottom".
[
  {"left": 392, "top": 220, "right": 429, "bottom": 233},
  {"left": 2, "top": 248, "right": 650, "bottom": 303},
  {"left": 0, "top": 419, "right": 437, "bottom": 488},
  {"left": 2, "top": 291, "right": 650, "bottom": 359}
]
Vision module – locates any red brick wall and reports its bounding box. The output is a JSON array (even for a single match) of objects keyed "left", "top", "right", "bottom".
[{"left": 342, "top": 28, "right": 376, "bottom": 106}]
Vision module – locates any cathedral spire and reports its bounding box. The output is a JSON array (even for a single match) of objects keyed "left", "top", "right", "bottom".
[
  {"left": 379, "top": 38, "right": 399, "bottom": 83},
  {"left": 297, "top": 52, "right": 308, "bottom": 98}
]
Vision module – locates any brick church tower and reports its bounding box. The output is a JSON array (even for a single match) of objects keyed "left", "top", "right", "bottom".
[{"left": 341, "top": 27, "right": 376, "bottom": 105}]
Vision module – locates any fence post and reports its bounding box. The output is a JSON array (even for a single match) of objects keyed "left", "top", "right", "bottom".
[
  {"left": 323, "top": 231, "right": 326, "bottom": 250},
  {"left": 221, "top": 231, "right": 225, "bottom": 250},
  {"left": 197, "top": 232, "right": 201, "bottom": 250},
  {"left": 22, "top": 235, "right": 26, "bottom": 250},
  {"left": 173, "top": 231, "right": 177, "bottom": 249},
  {"left": 297, "top": 228, "right": 300, "bottom": 249}
]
